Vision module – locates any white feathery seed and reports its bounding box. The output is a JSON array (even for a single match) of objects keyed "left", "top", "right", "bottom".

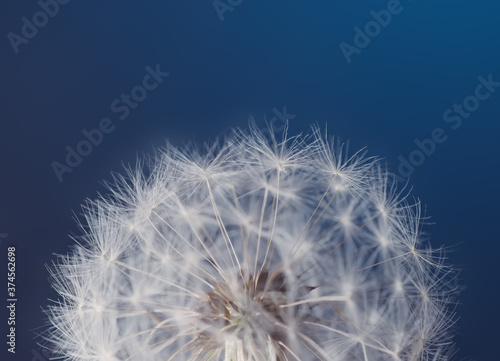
[{"left": 44, "top": 124, "right": 457, "bottom": 361}]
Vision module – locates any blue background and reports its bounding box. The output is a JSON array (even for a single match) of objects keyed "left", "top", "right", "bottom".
[{"left": 1, "top": 1, "right": 499, "bottom": 360}]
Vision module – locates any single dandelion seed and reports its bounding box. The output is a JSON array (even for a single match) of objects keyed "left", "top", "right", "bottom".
[{"left": 43, "top": 123, "right": 457, "bottom": 361}]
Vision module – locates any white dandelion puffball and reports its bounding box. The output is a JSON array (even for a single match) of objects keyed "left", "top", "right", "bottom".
[{"left": 45, "top": 125, "right": 456, "bottom": 361}]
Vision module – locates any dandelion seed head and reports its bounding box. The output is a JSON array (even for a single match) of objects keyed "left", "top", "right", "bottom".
[{"left": 44, "top": 124, "right": 457, "bottom": 361}]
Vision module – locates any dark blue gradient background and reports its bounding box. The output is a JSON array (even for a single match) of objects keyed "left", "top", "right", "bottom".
[{"left": 1, "top": 1, "right": 499, "bottom": 360}]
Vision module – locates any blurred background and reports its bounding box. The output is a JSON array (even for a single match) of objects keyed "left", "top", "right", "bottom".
[{"left": 1, "top": 1, "right": 499, "bottom": 360}]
